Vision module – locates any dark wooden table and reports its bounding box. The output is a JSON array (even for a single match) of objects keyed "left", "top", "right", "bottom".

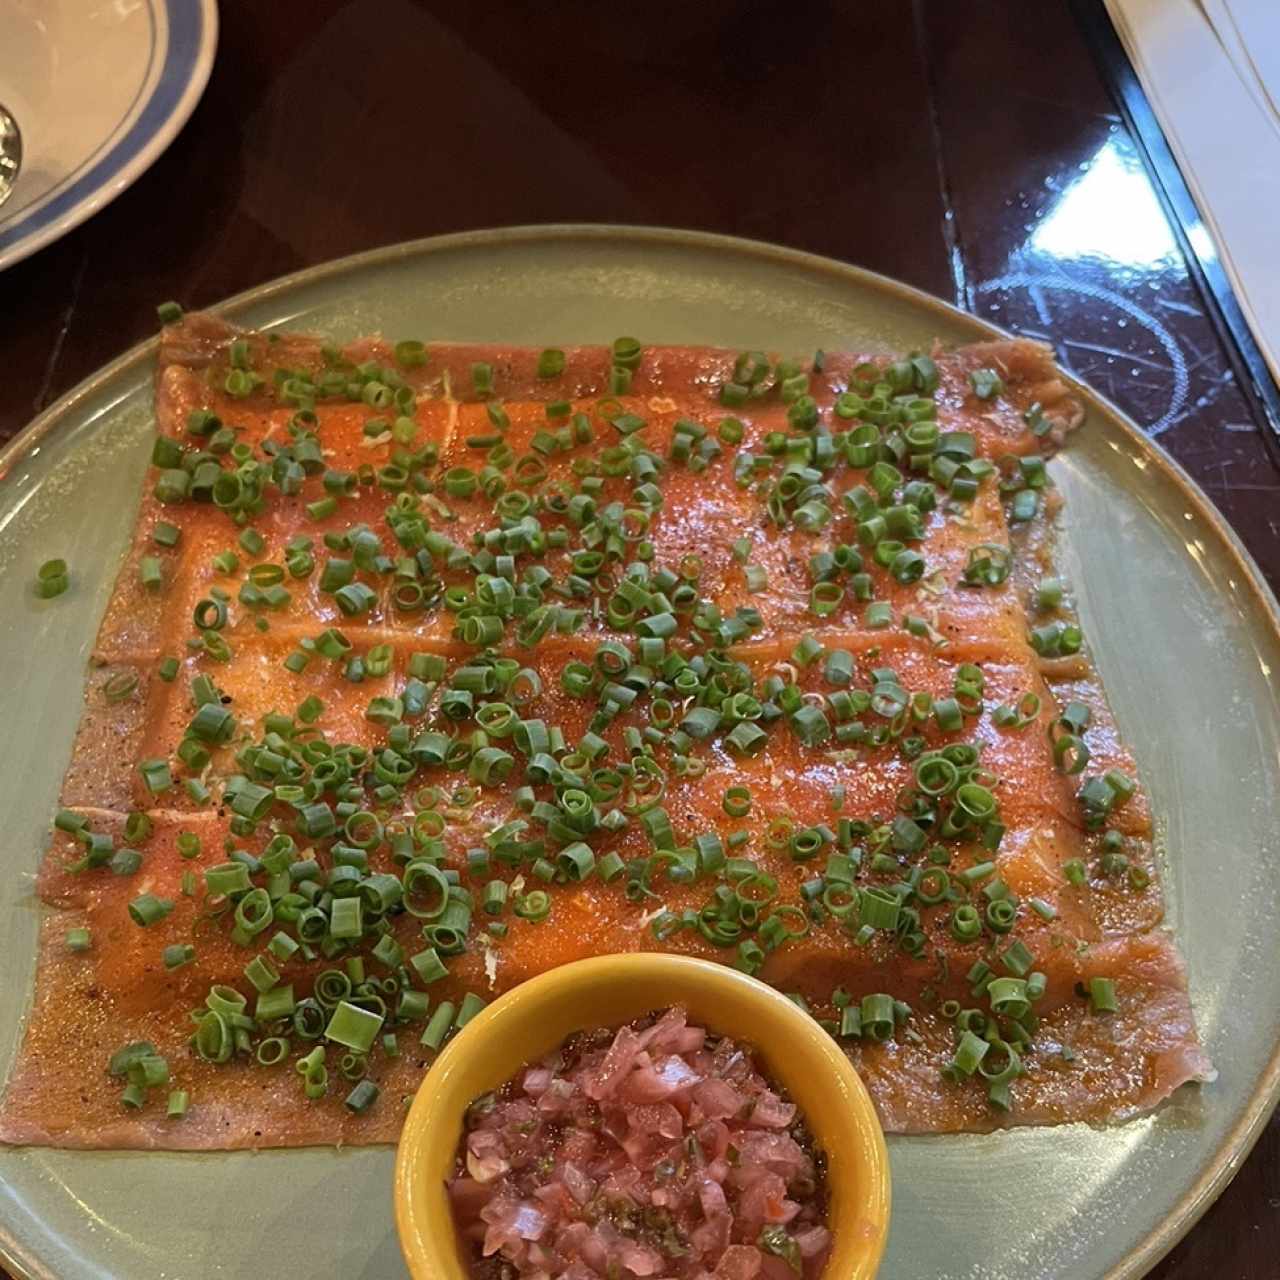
[{"left": 2, "top": 2, "right": 1276, "bottom": 1275}]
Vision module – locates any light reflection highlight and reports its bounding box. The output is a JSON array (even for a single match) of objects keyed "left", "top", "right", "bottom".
[
  {"left": 1032, "top": 141, "right": 1177, "bottom": 266},
  {"left": 1187, "top": 223, "right": 1218, "bottom": 263}
]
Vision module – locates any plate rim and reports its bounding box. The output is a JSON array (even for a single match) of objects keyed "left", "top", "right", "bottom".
[
  {"left": 0, "top": 0, "right": 219, "bottom": 274},
  {"left": 1, "top": 223, "right": 1277, "bottom": 1280}
]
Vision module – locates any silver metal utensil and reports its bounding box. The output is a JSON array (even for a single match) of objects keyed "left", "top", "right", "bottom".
[{"left": 0, "top": 102, "right": 22, "bottom": 209}]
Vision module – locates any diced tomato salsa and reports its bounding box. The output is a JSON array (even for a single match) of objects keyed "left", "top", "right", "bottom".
[{"left": 449, "top": 1007, "right": 831, "bottom": 1279}]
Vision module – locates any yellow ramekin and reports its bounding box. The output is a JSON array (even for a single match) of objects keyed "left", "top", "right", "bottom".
[{"left": 394, "top": 953, "right": 890, "bottom": 1278}]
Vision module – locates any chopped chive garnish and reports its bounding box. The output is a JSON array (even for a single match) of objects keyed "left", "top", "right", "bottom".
[
  {"left": 128, "top": 894, "right": 175, "bottom": 927},
  {"left": 324, "top": 1001, "right": 382, "bottom": 1053},
  {"left": 968, "top": 368, "right": 1004, "bottom": 399},
  {"left": 35, "top": 559, "right": 70, "bottom": 598},
  {"left": 536, "top": 349, "right": 566, "bottom": 378},
  {"left": 344, "top": 1079, "right": 379, "bottom": 1113},
  {"left": 1088, "top": 977, "right": 1118, "bottom": 1014},
  {"left": 163, "top": 943, "right": 195, "bottom": 970},
  {"left": 394, "top": 340, "right": 427, "bottom": 367},
  {"left": 421, "top": 1001, "right": 456, "bottom": 1050}
]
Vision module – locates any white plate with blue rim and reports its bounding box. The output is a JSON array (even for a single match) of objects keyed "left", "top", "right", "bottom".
[{"left": 0, "top": 0, "right": 218, "bottom": 273}]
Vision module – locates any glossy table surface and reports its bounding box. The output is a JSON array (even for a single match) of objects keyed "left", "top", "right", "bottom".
[{"left": 1, "top": 2, "right": 1276, "bottom": 1275}]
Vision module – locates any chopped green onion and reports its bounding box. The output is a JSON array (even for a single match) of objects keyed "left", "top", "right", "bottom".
[
  {"left": 537, "top": 349, "right": 566, "bottom": 378},
  {"left": 455, "top": 992, "right": 487, "bottom": 1028},
  {"left": 163, "top": 943, "right": 195, "bottom": 970},
  {"left": 969, "top": 368, "right": 1004, "bottom": 399},
  {"left": 324, "top": 1001, "right": 382, "bottom": 1053},
  {"left": 344, "top": 1079, "right": 379, "bottom": 1112},
  {"left": 1088, "top": 977, "right": 1118, "bottom": 1014},
  {"left": 128, "top": 893, "right": 175, "bottom": 927},
  {"left": 421, "top": 1001, "right": 456, "bottom": 1050},
  {"left": 35, "top": 559, "right": 70, "bottom": 598}
]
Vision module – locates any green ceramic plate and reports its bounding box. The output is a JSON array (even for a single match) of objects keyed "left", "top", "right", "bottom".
[{"left": 2, "top": 227, "right": 1278, "bottom": 1280}]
